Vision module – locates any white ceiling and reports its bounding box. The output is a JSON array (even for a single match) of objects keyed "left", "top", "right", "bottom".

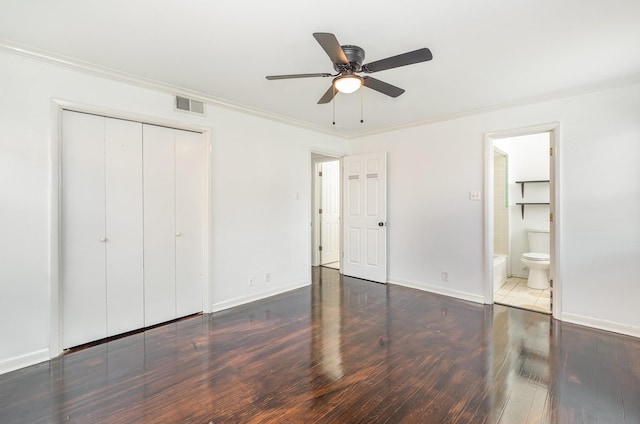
[{"left": 2, "top": 0, "right": 640, "bottom": 137}]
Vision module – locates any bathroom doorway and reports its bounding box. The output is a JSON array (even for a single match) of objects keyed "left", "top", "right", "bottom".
[{"left": 485, "top": 126, "right": 559, "bottom": 316}]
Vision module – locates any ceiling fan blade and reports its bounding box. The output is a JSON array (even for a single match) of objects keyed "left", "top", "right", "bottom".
[
  {"left": 266, "top": 73, "right": 332, "bottom": 80},
  {"left": 313, "top": 32, "right": 349, "bottom": 65},
  {"left": 317, "top": 85, "right": 337, "bottom": 104},
  {"left": 363, "top": 77, "right": 405, "bottom": 98},
  {"left": 362, "top": 48, "right": 433, "bottom": 73}
]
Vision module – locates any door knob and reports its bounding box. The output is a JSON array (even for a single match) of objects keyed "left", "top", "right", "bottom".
[
  {"left": 378, "top": 222, "right": 385, "bottom": 227},
  {"left": 176, "top": 232, "right": 182, "bottom": 237},
  {"left": 99, "top": 237, "right": 107, "bottom": 243}
]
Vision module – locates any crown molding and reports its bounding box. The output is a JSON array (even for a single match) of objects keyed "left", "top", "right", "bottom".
[
  {"left": 0, "top": 40, "right": 341, "bottom": 138},
  {"left": 345, "top": 73, "right": 640, "bottom": 139},
  {"left": 2, "top": 39, "right": 639, "bottom": 140}
]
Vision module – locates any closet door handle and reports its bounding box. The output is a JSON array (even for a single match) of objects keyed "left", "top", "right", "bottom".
[
  {"left": 99, "top": 237, "right": 107, "bottom": 243},
  {"left": 175, "top": 232, "right": 182, "bottom": 237}
]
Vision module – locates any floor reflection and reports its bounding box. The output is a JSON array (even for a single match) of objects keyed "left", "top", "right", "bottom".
[
  {"left": 489, "top": 306, "right": 552, "bottom": 423},
  {"left": 311, "top": 268, "right": 344, "bottom": 382}
]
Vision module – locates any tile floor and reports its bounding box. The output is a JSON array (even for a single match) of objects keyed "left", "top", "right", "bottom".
[{"left": 495, "top": 277, "right": 551, "bottom": 314}]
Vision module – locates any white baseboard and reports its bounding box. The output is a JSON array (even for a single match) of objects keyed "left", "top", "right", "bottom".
[
  {"left": 212, "top": 281, "right": 310, "bottom": 313},
  {"left": 561, "top": 312, "right": 640, "bottom": 338},
  {"left": 0, "top": 348, "right": 50, "bottom": 375},
  {"left": 388, "top": 276, "right": 485, "bottom": 304}
]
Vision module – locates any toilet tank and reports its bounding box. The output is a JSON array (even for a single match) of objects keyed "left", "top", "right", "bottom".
[{"left": 526, "top": 229, "right": 550, "bottom": 253}]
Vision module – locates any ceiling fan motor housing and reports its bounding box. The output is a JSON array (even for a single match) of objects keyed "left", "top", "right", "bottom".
[{"left": 336, "top": 45, "right": 365, "bottom": 72}]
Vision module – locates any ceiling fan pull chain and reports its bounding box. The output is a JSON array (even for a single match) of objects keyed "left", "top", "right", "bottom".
[
  {"left": 360, "top": 88, "right": 364, "bottom": 124},
  {"left": 332, "top": 85, "right": 336, "bottom": 125}
]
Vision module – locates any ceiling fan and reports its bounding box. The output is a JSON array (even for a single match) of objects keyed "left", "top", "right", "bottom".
[{"left": 266, "top": 32, "right": 433, "bottom": 104}]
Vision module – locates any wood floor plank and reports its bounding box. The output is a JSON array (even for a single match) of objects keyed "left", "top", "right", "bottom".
[{"left": 1, "top": 267, "right": 639, "bottom": 423}]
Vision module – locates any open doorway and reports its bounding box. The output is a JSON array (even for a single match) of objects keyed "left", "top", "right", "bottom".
[
  {"left": 311, "top": 154, "right": 341, "bottom": 270},
  {"left": 485, "top": 125, "right": 560, "bottom": 317}
]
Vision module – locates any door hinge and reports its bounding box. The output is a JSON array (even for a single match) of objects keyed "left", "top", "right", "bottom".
[
  {"left": 319, "top": 245, "right": 323, "bottom": 251},
  {"left": 319, "top": 208, "right": 322, "bottom": 214},
  {"left": 550, "top": 212, "right": 554, "bottom": 223},
  {"left": 550, "top": 147, "right": 554, "bottom": 156},
  {"left": 318, "top": 171, "right": 323, "bottom": 177}
]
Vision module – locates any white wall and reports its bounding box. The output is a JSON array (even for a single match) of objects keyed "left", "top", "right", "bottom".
[
  {"left": 0, "top": 51, "right": 347, "bottom": 373},
  {"left": 350, "top": 83, "right": 640, "bottom": 337},
  {"left": 350, "top": 116, "right": 488, "bottom": 302}
]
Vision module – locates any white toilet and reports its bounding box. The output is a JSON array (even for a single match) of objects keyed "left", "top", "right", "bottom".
[{"left": 521, "top": 229, "right": 550, "bottom": 289}]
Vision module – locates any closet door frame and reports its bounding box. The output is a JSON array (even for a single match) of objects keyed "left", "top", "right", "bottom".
[{"left": 49, "top": 99, "right": 213, "bottom": 358}]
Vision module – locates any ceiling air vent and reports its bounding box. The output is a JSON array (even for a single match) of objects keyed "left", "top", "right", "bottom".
[{"left": 175, "top": 96, "right": 205, "bottom": 115}]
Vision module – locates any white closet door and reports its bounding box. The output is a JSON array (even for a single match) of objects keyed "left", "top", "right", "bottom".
[
  {"left": 143, "top": 125, "right": 177, "bottom": 327},
  {"left": 174, "top": 130, "right": 205, "bottom": 317},
  {"left": 62, "top": 111, "right": 107, "bottom": 348},
  {"left": 104, "top": 118, "right": 144, "bottom": 336}
]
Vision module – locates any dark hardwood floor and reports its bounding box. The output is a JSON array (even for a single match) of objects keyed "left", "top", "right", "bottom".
[{"left": 1, "top": 267, "right": 639, "bottom": 423}]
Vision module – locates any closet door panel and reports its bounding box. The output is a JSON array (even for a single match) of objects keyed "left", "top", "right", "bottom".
[
  {"left": 175, "top": 130, "right": 205, "bottom": 317},
  {"left": 143, "top": 125, "right": 176, "bottom": 327},
  {"left": 61, "top": 111, "right": 107, "bottom": 348},
  {"left": 105, "top": 118, "right": 144, "bottom": 336}
]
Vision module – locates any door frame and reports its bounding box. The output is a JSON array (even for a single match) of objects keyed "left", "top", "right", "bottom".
[
  {"left": 310, "top": 151, "right": 343, "bottom": 269},
  {"left": 48, "top": 99, "right": 214, "bottom": 357},
  {"left": 483, "top": 122, "right": 562, "bottom": 319}
]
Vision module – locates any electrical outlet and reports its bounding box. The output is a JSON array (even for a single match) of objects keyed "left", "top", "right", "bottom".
[
  {"left": 441, "top": 272, "right": 449, "bottom": 281},
  {"left": 248, "top": 276, "right": 254, "bottom": 287},
  {"left": 469, "top": 190, "right": 481, "bottom": 201},
  {"left": 264, "top": 272, "right": 271, "bottom": 283}
]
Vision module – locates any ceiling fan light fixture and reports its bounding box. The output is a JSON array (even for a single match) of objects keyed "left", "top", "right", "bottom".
[{"left": 334, "top": 75, "right": 363, "bottom": 94}]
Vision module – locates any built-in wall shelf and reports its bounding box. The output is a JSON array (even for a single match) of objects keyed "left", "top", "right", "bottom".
[
  {"left": 515, "top": 202, "right": 550, "bottom": 219},
  {"left": 515, "top": 180, "right": 549, "bottom": 197}
]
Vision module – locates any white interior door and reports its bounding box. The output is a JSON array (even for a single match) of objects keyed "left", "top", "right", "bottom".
[
  {"left": 143, "top": 125, "right": 176, "bottom": 327},
  {"left": 174, "top": 129, "right": 205, "bottom": 317},
  {"left": 320, "top": 160, "right": 340, "bottom": 264},
  {"left": 104, "top": 118, "right": 144, "bottom": 337},
  {"left": 62, "top": 111, "right": 108, "bottom": 348},
  {"left": 342, "top": 152, "right": 387, "bottom": 283}
]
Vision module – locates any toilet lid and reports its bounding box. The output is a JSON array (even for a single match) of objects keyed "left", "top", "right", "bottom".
[{"left": 523, "top": 252, "right": 550, "bottom": 261}]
